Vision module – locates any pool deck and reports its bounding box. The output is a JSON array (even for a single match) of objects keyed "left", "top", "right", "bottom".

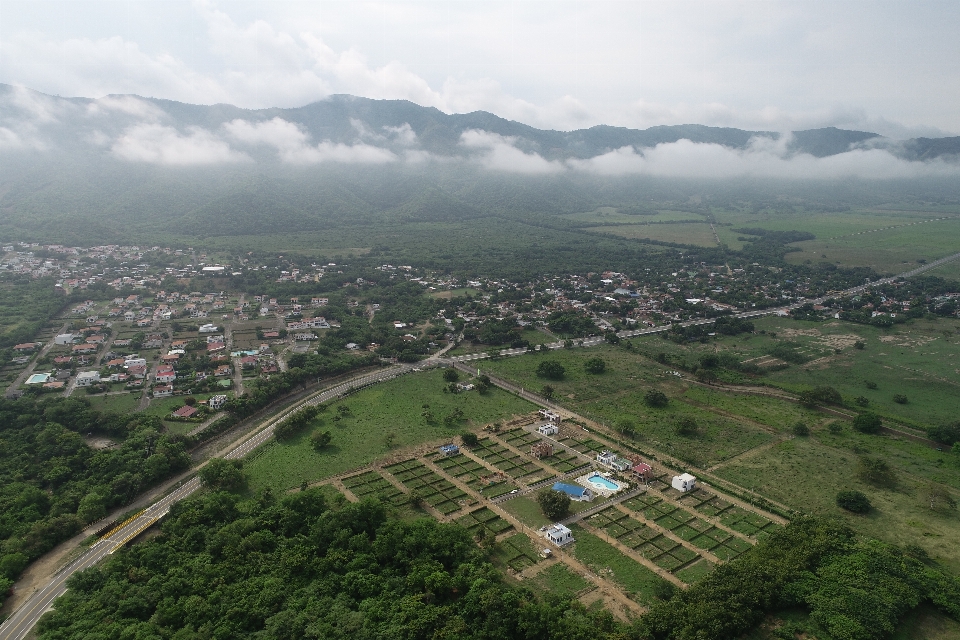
[{"left": 576, "top": 471, "right": 629, "bottom": 498}]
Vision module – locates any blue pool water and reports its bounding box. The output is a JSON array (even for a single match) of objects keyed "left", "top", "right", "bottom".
[
  {"left": 26, "top": 373, "right": 50, "bottom": 384},
  {"left": 588, "top": 474, "right": 619, "bottom": 491}
]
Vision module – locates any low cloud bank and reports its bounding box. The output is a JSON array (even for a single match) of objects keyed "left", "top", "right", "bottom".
[{"left": 1, "top": 85, "right": 957, "bottom": 176}]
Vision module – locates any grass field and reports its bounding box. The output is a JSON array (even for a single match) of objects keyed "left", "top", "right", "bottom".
[
  {"left": 564, "top": 208, "right": 705, "bottom": 225},
  {"left": 84, "top": 392, "right": 142, "bottom": 415},
  {"left": 243, "top": 370, "right": 535, "bottom": 491},
  {"left": 567, "top": 525, "right": 669, "bottom": 605},
  {"left": 631, "top": 314, "right": 960, "bottom": 429},
  {"left": 713, "top": 433, "right": 960, "bottom": 573},
  {"left": 525, "top": 562, "right": 594, "bottom": 598},
  {"left": 783, "top": 216, "right": 960, "bottom": 274},
  {"left": 588, "top": 222, "right": 718, "bottom": 247}
]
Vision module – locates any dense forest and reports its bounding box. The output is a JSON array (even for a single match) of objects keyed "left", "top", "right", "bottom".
[
  {"left": 32, "top": 478, "right": 960, "bottom": 640},
  {"left": 37, "top": 492, "right": 621, "bottom": 640},
  {"left": 0, "top": 397, "right": 191, "bottom": 607}
]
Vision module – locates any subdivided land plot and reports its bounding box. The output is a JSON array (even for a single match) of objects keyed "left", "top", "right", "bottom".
[
  {"left": 384, "top": 460, "right": 476, "bottom": 516},
  {"left": 621, "top": 495, "right": 752, "bottom": 563},
  {"left": 455, "top": 506, "right": 514, "bottom": 538},
  {"left": 433, "top": 454, "right": 517, "bottom": 498},
  {"left": 341, "top": 470, "right": 407, "bottom": 506},
  {"left": 677, "top": 490, "right": 782, "bottom": 540},
  {"left": 490, "top": 532, "right": 544, "bottom": 572},
  {"left": 587, "top": 507, "right": 700, "bottom": 575},
  {"left": 471, "top": 438, "right": 552, "bottom": 484},
  {"left": 556, "top": 432, "right": 608, "bottom": 457}
]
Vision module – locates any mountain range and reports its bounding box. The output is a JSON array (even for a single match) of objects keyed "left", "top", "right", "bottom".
[{"left": 2, "top": 84, "right": 959, "bottom": 162}]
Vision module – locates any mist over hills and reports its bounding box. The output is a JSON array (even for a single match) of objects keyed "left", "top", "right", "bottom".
[{"left": 1, "top": 83, "right": 960, "bottom": 246}]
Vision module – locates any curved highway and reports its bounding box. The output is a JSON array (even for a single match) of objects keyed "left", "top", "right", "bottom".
[{"left": 0, "top": 361, "right": 437, "bottom": 640}]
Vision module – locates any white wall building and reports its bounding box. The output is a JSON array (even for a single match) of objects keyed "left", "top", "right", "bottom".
[
  {"left": 671, "top": 473, "right": 697, "bottom": 493},
  {"left": 543, "top": 524, "right": 575, "bottom": 546},
  {"left": 75, "top": 371, "right": 101, "bottom": 387}
]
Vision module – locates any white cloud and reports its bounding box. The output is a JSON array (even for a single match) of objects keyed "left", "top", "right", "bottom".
[
  {"left": 0, "top": 126, "right": 26, "bottom": 149},
  {"left": 459, "top": 129, "right": 562, "bottom": 174},
  {"left": 223, "top": 117, "right": 396, "bottom": 164},
  {"left": 86, "top": 95, "right": 166, "bottom": 121},
  {"left": 3, "top": 2, "right": 957, "bottom": 135},
  {"left": 566, "top": 136, "right": 960, "bottom": 180},
  {"left": 287, "top": 141, "right": 396, "bottom": 165},
  {"left": 111, "top": 123, "right": 248, "bottom": 165},
  {"left": 223, "top": 117, "right": 309, "bottom": 151},
  {"left": 383, "top": 123, "right": 417, "bottom": 145}
]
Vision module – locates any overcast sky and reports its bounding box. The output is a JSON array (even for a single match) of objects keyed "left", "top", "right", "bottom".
[{"left": 0, "top": 0, "right": 957, "bottom": 137}]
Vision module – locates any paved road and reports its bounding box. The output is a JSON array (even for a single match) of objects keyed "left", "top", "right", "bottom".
[{"left": 0, "top": 360, "right": 441, "bottom": 640}]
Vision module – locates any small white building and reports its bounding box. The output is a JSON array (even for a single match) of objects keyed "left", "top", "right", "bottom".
[
  {"left": 75, "top": 371, "right": 101, "bottom": 387},
  {"left": 124, "top": 357, "right": 147, "bottom": 368},
  {"left": 538, "top": 408, "right": 562, "bottom": 423},
  {"left": 537, "top": 423, "right": 559, "bottom": 436},
  {"left": 208, "top": 394, "right": 228, "bottom": 410},
  {"left": 543, "top": 524, "right": 575, "bottom": 547},
  {"left": 54, "top": 333, "right": 76, "bottom": 345},
  {"left": 671, "top": 473, "right": 697, "bottom": 493},
  {"left": 198, "top": 323, "right": 218, "bottom": 333}
]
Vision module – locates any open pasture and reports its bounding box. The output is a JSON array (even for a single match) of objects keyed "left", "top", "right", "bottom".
[
  {"left": 588, "top": 222, "right": 718, "bottom": 247},
  {"left": 713, "top": 434, "right": 960, "bottom": 572},
  {"left": 243, "top": 369, "right": 535, "bottom": 492}
]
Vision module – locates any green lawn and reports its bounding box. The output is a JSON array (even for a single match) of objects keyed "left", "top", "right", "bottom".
[
  {"left": 501, "top": 496, "right": 552, "bottom": 529},
  {"left": 243, "top": 370, "right": 535, "bottom": 492},
  {"left": 84, "top": 392, "right": 142, "bottom": 415},
  {"left": 567, "top": 525, "right": 669, "bottom": 605},
  {"left": 525, "top": 562, "right": 594, "bottom": 599}
]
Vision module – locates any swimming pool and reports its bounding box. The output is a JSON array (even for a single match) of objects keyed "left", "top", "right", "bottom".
[
  {"left": 26, "top": 373, "right": 50, "bottom": 384},
  {"left": 587, "top": 473, "right": 620, "bottom": 491}
]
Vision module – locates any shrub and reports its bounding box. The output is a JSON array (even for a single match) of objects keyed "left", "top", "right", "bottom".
[
  {"left": 540, "top": 385, "right": 555, "bottom": 399},
  {"left": 584, "top": 357, "right": 606, "bottom": 374},
  {"left": 836, "top": 490, "right": 871, "bottom": 513},
  {"left": 799, "top": 386, "right": 842, "bottom": 406},
  {"left": 198, "top": 458, "right": 245, "bottom": 492},
  {"left": 928, "top": 423, "right": 960, "bottom": 445},
  {"left": 854, "top": 396, "right": 869, "bottom": 407},
  {"left": 865, "top": 380, "right": 878, "bottom": 389},
  {"left": 857, "top": 456, "right": 896, "bottom": 488},
  {"left": 893, "top": 394, "right": 908, "bottom": 404},
  {"left": 460, "top": 432, "right": 479, "bottom": 447},
  {"left": 536, "top": 360, "right": 566, "bottom": 380},
  {"left": 310, "top": 430, "right": 332, "bottom": 451},
  {"left": 674, "top": 417, "right": 699, "bottom": 437},
  {"left": 828, "top": 422, "right": 843, "bottom": 435},
  {"left": 792, "top": 422, "right": 810, "bottom": 436},
  {"left": 852, "top": 413, "right": 882, "bottom": 434},
  {"left": 442, "top": 368, "right": 459, "bottom": 383},
  {"left": 536, "top": 488, "right": 571, "bottom": 520},
  {"left": 644, "top": 389, "right": 669, "bottom": 408}
]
